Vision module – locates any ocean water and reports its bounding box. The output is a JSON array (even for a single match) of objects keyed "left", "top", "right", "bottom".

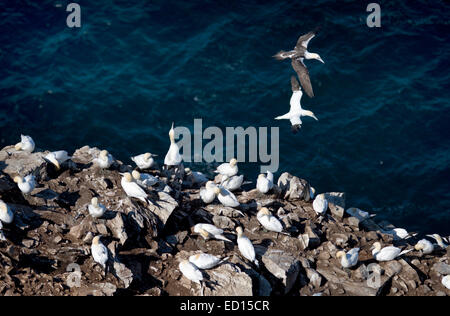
[{"left": 0, "top": 0, "right": 449, "bottom": 234}]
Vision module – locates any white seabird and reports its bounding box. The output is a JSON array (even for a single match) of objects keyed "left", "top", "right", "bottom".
[
  {"left": 414, "top": 239, "right": 434, "bottom": 255},
  {"left": 221, "top": 175, "right": 244, "bottom": 192},
  {"left": 14, "top": 175, "right": 36, "bottom": 195},
  {"left": 257, "top": 208, "right": 283, "bottom": 233},
  {"left": 275, "top": 76, "right": 318, "bottom": 133},
  {"left": 120, "top": 172, "right": 149, "bottom": 204},
  {"left": 442, "top": 275, "right": 450, "bottom": 290},
  {"left": 88, "top": 197, "right": 106, "bottom": 219},
  {"left": 256, "top": 171, "right": 274, "bottom": 194},
  {"left": 91, "top": 236, "right": 109, "bottom": 271},
  {"left": 179, "top": 259, "right": 203, "bottom": 284},
  {"left": 336, "top": 248, "right": 360, "bottom": 269},
  {"left": 371, "top": 242, "right": 412, "bottom": 262},
  {"left": 132, "top": 170, "right": 158, "bottom": 188},
  {"left": 185, "top": 168, "right": 208, "bottom": 185},
  {"left": 93, "top": 150, "right": 114, "bottom": 169},
  {"left": 0, "top": 200, "right": 14, "bottom": 224},
  {"left": 131, "top": 152, "right": 157, "bottom": 170},
  {"left": 236, "top": 226, "right": 259, "bottom": 267},
  {"left": 313, "top": 194, "right": 328, "bottom": 215},
  {"left": 215, "top": 158, "right": 238, "bottom": 178},
  {"left": 193, "top": 223, "right": 231, "bottom": 243},
  {"left": 189, "top": 253, "right": 227, "bottom": 270},
  {"left": 215, "top": 186, "right": 240, "bottom": 208},
  {"left": 346, "top": 207, "right": 376, "bottom": 222},
  {"left": 382, "top": 227, "right": 417, "bottom": 241},
  {"left": 199, "top": 181, "right": 218, "bottom": 204},
  {"left": 427, "top": 234, "right": 449, "bottom": 249},
  {"left": 44, "top": 150, "right": 71, "bottom": 170},
  {"left": 164, "top": 123, "right": 182, "bottom": 166},
  {"left": 15, "top": 135, "right": 35, "bottom": 153}
]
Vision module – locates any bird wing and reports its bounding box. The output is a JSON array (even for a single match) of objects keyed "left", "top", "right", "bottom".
[
  {"left": 238, "top": 237, "right": 256, "bottom": 261},
  {"left": 291, "top": 58, "right": 314, "bottom": 98},
  {"left": 295, "top": 27, "right": 320, "bottom": 50},
  {"left": 202, "top": 224, "right": 224, "bottom": 236},
  {"left": 291, "top": 75, "right": 300, "bottom": 92}
]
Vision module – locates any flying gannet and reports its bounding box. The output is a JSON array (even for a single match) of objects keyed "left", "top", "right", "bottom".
[
  {"left": 44, "top": 150, "right": 71, "bottom": 170},
  {"left": 257, "top": 208, "right": 283, "bottom": 233},
  {"left": 215, "top": 158, "right": 238, "bottom": 178},
  {"left": 93, "top": 150, "right": 114, "bottom": 169},
  {"left": 179, "top": 259, "right": 203, "bottom": 284},
  {"left": 313, "top": 193, "right": 328, "bottom": 215},
  {"left": 132, "top": 170, "right": 158, "bottom": 188},
  {"left": 275, "top": 76, "right": 318, "bottom": 133},
  {"left": 336, "top": 248, "right": 360, "bottom": 269},
  {"left": 215, "top": 186, "right": 240, "bottom": 208},
  {"left": 88, "top": 197, "right": 106, "bottom": 219},
  {"left": 0, "top": 200, "right": 14, "bottom": 224},
  {"left": 221, "top": 175, "right": 244, "bottom": 192},
  {"left": 256, "top": 171, "right": 274, "bottom": 194},
  {"left": 91, "top": 236, "right": 109, "bottom": 272},
  {"left": 414, "top": 239, "right": 434, "bottom": 255},
  {"left": 164, "top": 123, "right": 182, "bottom": 166},
  {"left": 193, "top": 223, "right": 232, "bottom": 243},
  {"left": 273, "top": 28, "right": 324, "bottom": 98},
  {"left": 14, "top": 135, "right": 35, "bottom": 153},
  {"left": 371, "top": 242, "right": 412, "bottom": 262},
  {"left": 120, "top": 172, "right": 150, "bottom": 204},
  {"left": 426, "top": 234, "right": 449, "bottom": 249},
  {"left": 199, "top": 181, "right": 218, "bottom": 204},
  {"left": 131, "top": 152, "right": 157, "bottom": 170},
  {"left": 236, "top": 226, "right": 259, "bottom": 267},
  {"left": 14, "top": 175, "right": 36, "bottom": 195},
  {"left": 189, "top": 253, "right": 228, "bottom": 270}
]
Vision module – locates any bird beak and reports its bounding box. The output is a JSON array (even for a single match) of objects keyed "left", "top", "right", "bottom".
[
  {"left": 426, "top": 235, "right": 434, "bottom": 239},
  {"left": 318, "top": 57, "right": 325, "bottom": 64}
]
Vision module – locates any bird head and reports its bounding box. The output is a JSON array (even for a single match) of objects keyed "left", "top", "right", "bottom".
[
  {"left": 414, "top": 242, "right": 424, "bottom": 251},
  {"left": 123, "top": 172, "right": 133, "bottom": 182},
  {"left": 169, "top": 122, "right": 175, "bottom": 142},
  {"left": 0, "top": 201, "right": 7, "bottom": 214},
  {"left": 258, "top": 174, "right": 266, "bottom": 180},
  {"left": 99, "top": 150, "right": 109, "bottom": 158},
  {"left": 236, "top": 226, "right": 244, "bottom": 237},
  {"left": 92, "top": 235, "right": 101, "bottom": 245},
  {"left": 230, "top": 158, "right": 237, "bottom": 167},
  {"left": 336, "top": 251, "right": 346, "bottom": 259},
  {"left": 427, "top": 234, "right": 442, "bottom": 243},
  {"left": 310, "top": 52, "right": 324, "bottom": 63},
  {"left": 13, "top": 176, "right": 23, "bottom": 184},
  {"left": 371, "top": 242, "right": 382, "bottom": 251},
  {"left": 91, "top": 197, "right": 98, "bottom": 207},
  {"left": 258, "top": 207, "right": 271, "bottom": 217},
  {"left": 14, "top": 142, "right": 22, "bottom": 151},
  {"left": 214, "top": 187, "right": 221, "bottom": 196},
  {"left": 144, "top": 152, "right": 152, "bottom": 160},
  {"left": 132, "top": 170, "right": 141, "bottom": 181},
  {"left": 199, "top": 229, "right": 210, "bottom": 239}
]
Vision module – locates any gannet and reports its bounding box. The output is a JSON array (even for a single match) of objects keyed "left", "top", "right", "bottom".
[
  {"left": 189, "top": 253, "right": 227, "bottom": 270},
  {"left": 91, "top": 236, "right": 109, "bottom": 271},
  {"left": 132, "top": 170, "right": 158, "bottom": 188},
  {"left": 93, "top": 150, "right": 114, "bottom": 169},
  {"left": 256, "top": 171, "right": 274, "bottom": 194},
  {"left": 214, "top": 158, "right": 238, "bottom": 178},
  {"left": 382, "top": 228, "right": 417, "bottom": 241},
  {"left": 309, "top": 187, "right": 316, "bottom": 199},
  {"left": 236, "top": 226, "right": 259, "bottom": 267},
  {"left": 336, "top": 248, "right": 360, "bottom": 269},
  {"left": 275, "top": 76, "right": 318, "bottom": 133},
  {"left": 371, "top": 242, "right": 412, "bottom": 262},
  {"left": 179, "top": 260, "right": 203, "bottom": 284},
  {"left": 131, "top": 152, "right": 157, "bottom": 170},
  {"left": 0, "top": 200, "right": 14, "bottom": 224},
  {"left": 120, "top": 172, "right": 149, "bottom": 204},
  {"left": 44, "top": 150, "right": 71, "bottom": 170},
  {"left": 427, "top": 234, "right": 449, "bottom": 249},
  {"left": 414, "top": 239, "right": 434, "bottom": 255},
  {"left": 199, "top": 181, "right": 218, "bottom": 204},
  {"left": 257, "top": 208, "right": 283, "bottom": 233},
  {"left": 442, "top": 275, "right": 450, "bottom": 290},
  {"left": 14, "top": 135, "right": 35, "bottom": 153},
  {"left": 313, "top": 193, "right": 328, "bottom": 215},
  {"left": 346, "top": 207, "right": 376, "bottom": 222},
  {"left": 14, "top": 175, "right": 36, "bottom": 195},
  {"left": 164, "top": 123, "right": 182, "bottom": 166},
  {"left": 193, "top": 223, "right": 232, "bottom": 243},
  {"left": 185, "top": 168, "right": 208, "bottom": 185},
  {"left": 215, "top": 186, "right": 240, "bottom": 208},
  {"left": 221, "top": 175, "right": 244, "bottom": 192},
  {"left": 273, "top": 28, "right": 324, "bottom": 98},
  {"left": 88, "top": 197, "right": 106, "bottom": 219}
]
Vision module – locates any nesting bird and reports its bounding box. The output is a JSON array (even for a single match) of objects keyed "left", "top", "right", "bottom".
[
  {"left": 313, "top": 194, "right": 328, "bottom": 215},
  {"left": 273, "top": 28, "right": 324, "bottom": 98},
  {"left": 427, "top": 234, "right": 449, "bottom": 249},
  {"left": 236, "top": 226, "right": 259, "bottom": 267},
  {"left": 199, "top": 181, "right": 218, "bottom": 204},
  {"left": 164, "top": 123, "right": 182, "bottom": 166},
  {"left": 381, "top": 228, "right": 417, "bottom": 241},
  {"left": 88, "top": 197, "right": 106, "bottom": 219},
  {"left": 93, "top": 150, "right": 114, "bottom": 169},
  {"left": 215, "top": 186, "right": 240, "bottom": 208},
  {"left": 14, "top": 135, "right": 35, "bottom": 153},
  {"left": 275, "top": 76, "right": 318, "bottom": 133},
  {"left": 193, "top": 223, "right": 232, "bottom": 243},
  {"left": 215, "top": 158, "right": 238, "bottom": 178},
  {"left": 44, "top": 150, "right": 71, "bottom": 170},
  {"left": 414, "top": 239, "right": 434, "bottom": 255},
  {"left": 371, "top": 242, "right": 412, "bottom": 262},
  {"left": 132, "top": 170, "right": 158, "bottom": 188},
  {"left": 346, "top": 207, "right": 375, "bottom": 222},
  {"left": 179, "top": 259, "right": 203, "bottom": 284},
  {"left": 221, "top": 175, "right": 244, "bottom": 192},
  {"left": 91, "top": 236, "right": 109, "bottom": 272},
  {"left": 185, "top": 168, "right": 208, "bottom": 185},
  {"left": 336, "top": 248, "right": 360, "bottom": 269},
  {"left": 0, "top": 200, "right": 14, "bottom": 224},
  {"left": 131, "top": 152, "right": 157, "bottom": 170},
  {"left": 256, "top": 171, "right": 274, "bottom": 194},
  {"left": 120, "top": 172, "right": 150, "bottom": 204},
  {"left": 189, "top": 253, "right": 227, "bottom": 270},
  {"left": 14, "top": 174, "right": 36, "bottom": 195},
  {"left": 257, "top": 208, "right": 283, "bottom": 233}
]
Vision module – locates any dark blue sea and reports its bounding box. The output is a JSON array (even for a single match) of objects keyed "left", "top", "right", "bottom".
[{"left": 0, "top": 0, "right": 449, "bottom": 234}]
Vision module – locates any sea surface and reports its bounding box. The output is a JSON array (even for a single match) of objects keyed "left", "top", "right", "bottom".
[{"left": 0, "top": 0, "right": 449, "bottom": 234}]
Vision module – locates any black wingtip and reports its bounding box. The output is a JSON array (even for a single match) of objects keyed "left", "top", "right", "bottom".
[{"left": 291, "top": 124, "right": 301, "bottom": 134}]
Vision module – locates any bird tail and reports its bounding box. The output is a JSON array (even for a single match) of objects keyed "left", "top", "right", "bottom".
[
  {"left": 216, "top": 235, "right": 232, "bottom": 243},
  {"left": 275, "top": 112, "right": 290, "bottom": 120},
  {"left": 273, "top": 51, "right": 289, "bottom": 60}
]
